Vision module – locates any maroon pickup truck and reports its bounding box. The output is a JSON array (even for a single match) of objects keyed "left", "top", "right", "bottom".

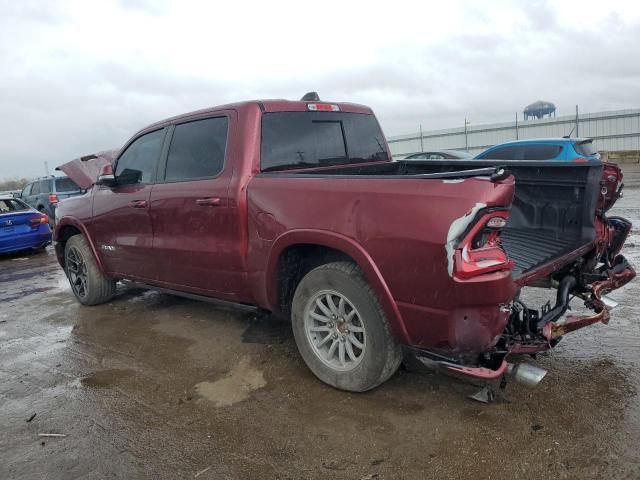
[{"left": 55, "top": 95, "right": 634, "bottom": 395}]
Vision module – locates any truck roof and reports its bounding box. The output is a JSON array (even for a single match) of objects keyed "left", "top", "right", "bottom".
[{"left": 142, "top": 99, "right": 374, "bottom": 133}]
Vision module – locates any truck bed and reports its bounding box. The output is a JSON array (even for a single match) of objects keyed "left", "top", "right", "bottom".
[
  {"left": 501, "top": 228, "right": 581, "bottom": 276},
  {"left": 274, "top": 159, "right": 602, "bottom": 281}
]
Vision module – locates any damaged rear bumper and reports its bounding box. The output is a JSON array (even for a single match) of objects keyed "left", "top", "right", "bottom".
[
  {"left": 542, "top": 255, "right": 635, "bottom": 340},
  {"left": 407, "top": 254, "right": 635, "bottom": 384}
]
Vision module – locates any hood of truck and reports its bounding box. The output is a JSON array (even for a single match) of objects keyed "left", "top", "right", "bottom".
[{"left": 55, "top": 150, "right": 118, "bottom": 189}]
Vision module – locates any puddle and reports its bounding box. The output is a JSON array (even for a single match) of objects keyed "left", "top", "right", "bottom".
[
  {"left": 195, "top": 358, "right": 266, "bottom": 407},
  {"left": 81, "top": 368, "right": 134, "bottom": 388}
]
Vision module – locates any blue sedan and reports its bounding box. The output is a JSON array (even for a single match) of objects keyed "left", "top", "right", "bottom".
[
  {"left": 475, "top": 138, "right": 601, "bottom": 162},
  {"left": 0, "top": 195, "right": 52, "bottom": 254}
]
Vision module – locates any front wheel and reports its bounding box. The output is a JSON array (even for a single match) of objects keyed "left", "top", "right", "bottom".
[
  {"left": 291, "top": 262, "right": 402, "bottom": 392},
  {"left": 64, "top": 235, "right": 116, "bottom": 305}
]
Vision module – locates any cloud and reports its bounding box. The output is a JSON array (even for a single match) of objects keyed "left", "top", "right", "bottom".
[{"left": 0, "top": 0, "right": 639, "bottom": 178}]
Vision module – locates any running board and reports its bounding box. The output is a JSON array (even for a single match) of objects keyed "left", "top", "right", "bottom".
[{"left": 120, "top": 280, "right": 259, "bottom": 312}]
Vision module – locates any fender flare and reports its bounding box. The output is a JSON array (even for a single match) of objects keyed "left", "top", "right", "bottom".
[
  {"left": 265, "top": 229, "right": 410, "bottom": 344},
  {"left": 54, "top": 217, "right": 106, "bottom": 273}
]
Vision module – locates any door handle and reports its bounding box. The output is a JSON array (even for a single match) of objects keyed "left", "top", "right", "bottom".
[
  {"left": 128, "top": 199, "right": 148, "bottom": 208},
  {"left": 195, "top": 197, "right": 222, "bottom": 207}
]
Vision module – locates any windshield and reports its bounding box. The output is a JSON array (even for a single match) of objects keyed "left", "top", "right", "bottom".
[{"left": 261, "top": 112, "right": 389, "bottom": 172}]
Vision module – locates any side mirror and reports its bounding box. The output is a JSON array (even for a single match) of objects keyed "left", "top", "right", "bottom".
[{"left": 96, "top": 164, "right": 117, "bottom": 187}]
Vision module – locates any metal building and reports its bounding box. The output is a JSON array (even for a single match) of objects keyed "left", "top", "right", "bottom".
[{"left": 387, "top": 108, "right": 640, "bottom": 159}]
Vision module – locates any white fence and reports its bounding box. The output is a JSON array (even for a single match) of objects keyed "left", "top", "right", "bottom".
[{"left": 387, "top": 108, "right": 640, "bottom": 158}]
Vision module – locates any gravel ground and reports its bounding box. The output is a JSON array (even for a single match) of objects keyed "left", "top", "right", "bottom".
[{"left": 1, "top": 166, "right": 639, "bottom": 479}]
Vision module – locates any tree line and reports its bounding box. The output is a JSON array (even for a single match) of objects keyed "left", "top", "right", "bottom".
[{"left": 0, "top": 178, "right": 29, "bottom": 192}]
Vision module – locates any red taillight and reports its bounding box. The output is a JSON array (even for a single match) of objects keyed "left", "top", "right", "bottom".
[
  {"left": 307, "top": 103, "right": 340, "bottom": 112},
  {"left": 453, "top": 211, "right": 513, "bottom": 279},
  {"left": 573, "top": 157, "right": 588, "bottom": 163},
  {"left": 30, "top": 214, "right": 49, "bottom": 227},
  {"left": 48, "top": 194, "right": 59, "bottom": 204}
]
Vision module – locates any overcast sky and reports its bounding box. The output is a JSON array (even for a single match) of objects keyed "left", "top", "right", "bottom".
[{"left": 1, "top": 0, "right": 639, "bottom": 179}]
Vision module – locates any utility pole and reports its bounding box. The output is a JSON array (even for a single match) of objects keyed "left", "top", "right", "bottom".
[
  {"left": 419, "top": 124, "right": 424, "bottom": 152},
  {"left": 515, "top": 112, "right": 519, "bottom": 140},
  {"left": 575, "top": 105, "right": 579, "bottom": 137},
  {"left": 44, "top": 161, "right": 50, "bottom": 176},
  {"left": 464, "top": 118, "right": 470, "bottom": 151}
]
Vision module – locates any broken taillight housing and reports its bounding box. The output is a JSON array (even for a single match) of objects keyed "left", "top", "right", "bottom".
[{"left": 454, "top": 211, "right": 513, "bottom": 279}]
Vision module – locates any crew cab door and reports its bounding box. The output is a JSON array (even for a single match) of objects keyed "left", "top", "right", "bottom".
[
  {"left": 148, "top": 113, "right": 244, "bottom": 298},
  {"left": 90, "top": 128, "right": 166, "bottom": 280}
]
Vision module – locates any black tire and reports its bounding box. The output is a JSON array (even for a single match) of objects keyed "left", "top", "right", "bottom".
[
  {"left": 64, "top": 235, "right": 116, "bottom": 306},
  {"left": 291, "top": 261, "right": 402, "bottom": 392}
]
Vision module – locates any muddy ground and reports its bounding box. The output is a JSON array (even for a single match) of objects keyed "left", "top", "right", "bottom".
[{"left": 2, "top": 166, "right": 640, "bottom": 480}]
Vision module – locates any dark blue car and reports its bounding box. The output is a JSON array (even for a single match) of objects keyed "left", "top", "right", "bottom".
[
  {"left": 475, "top": 138, "right": 600, "bottom": 162},
  {"left": 0, "top": 195, "right": 52, "bottom": 254}
]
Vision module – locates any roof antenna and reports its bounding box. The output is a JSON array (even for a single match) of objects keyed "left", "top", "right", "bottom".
[
  {"left": 301, "top": 92, "right": 320, "bottom": 101},
  {"left": 563, "top": 126, "right": 576, "bottom": 139}
]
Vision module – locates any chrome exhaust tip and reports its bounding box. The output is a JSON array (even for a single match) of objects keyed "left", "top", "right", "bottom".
[{"left": 507, "top": 363, "right": 547, "bottom": 388}]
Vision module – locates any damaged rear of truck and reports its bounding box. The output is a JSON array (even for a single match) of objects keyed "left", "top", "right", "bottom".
[
  {"left": 252, "top": 152, "right": 635, "bottom": 393},
  {"left": 383, "top": 159, "right": 634, "bottom": 389}
]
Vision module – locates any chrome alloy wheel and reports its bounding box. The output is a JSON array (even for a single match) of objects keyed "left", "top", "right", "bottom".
[{"left": 303, "top": 290, "right": 366, "bottom": 371}]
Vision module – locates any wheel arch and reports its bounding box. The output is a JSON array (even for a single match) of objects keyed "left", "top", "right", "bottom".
[
  {"left": 266, "top": 230, "right": 410, "bottom": 344},
  {"left": 54, "top": 217, "right": 106, "bottom": 273}
]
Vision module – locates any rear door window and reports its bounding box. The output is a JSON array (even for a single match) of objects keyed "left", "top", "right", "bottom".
[
  {"left": 115, "top": 129, "right": 165, "bottom": 184},
  {"left": 479, "top": 145, "right": 524, "bottom": 160},
  {"left": 261, "top": 112, "right": 388, "bottom": 172},
  {"left": 523, "top": 144, "right": 563, "bottom": 160},
  {"left": 55, "top": 177, "right": 80, "bottom": 192},
  {"left": 164, "top": 117, "right": 228, "bottom": 182},
  {"left": 31, "top": 182, "right": 41, "bottom": 195}
]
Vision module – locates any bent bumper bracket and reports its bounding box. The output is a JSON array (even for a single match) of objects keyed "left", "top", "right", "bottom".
[{"left": 544, "top": 255, "right": 635, "bottom": 340}]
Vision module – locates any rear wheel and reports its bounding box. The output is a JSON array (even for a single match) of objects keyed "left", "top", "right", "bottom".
[
  {"left": 64, "top": 235, "right": 116, "bottom": 305},
  {"left": 291, "top": 262, "right": 402, "bottom": 392}
]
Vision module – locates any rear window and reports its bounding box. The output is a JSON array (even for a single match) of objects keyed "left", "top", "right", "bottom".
[
  {"left": 0, "top": 198, "right": 28, "bottom": 213},
  {"left": 574, "top": 140, "right": 598, "bottom": 156},
  {"left": 261, "top": 112, "right": 389, "bottom": 172},
  {"left": 55, "top": 177, "right": 80, "bottom": 192},
  {"left": 522, "top": 144, "right": 563, "bottom": 160}
]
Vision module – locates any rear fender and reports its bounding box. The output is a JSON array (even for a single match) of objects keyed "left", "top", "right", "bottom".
[{"left": 266, "top": 229, "right": 410, "bottom": 344}]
